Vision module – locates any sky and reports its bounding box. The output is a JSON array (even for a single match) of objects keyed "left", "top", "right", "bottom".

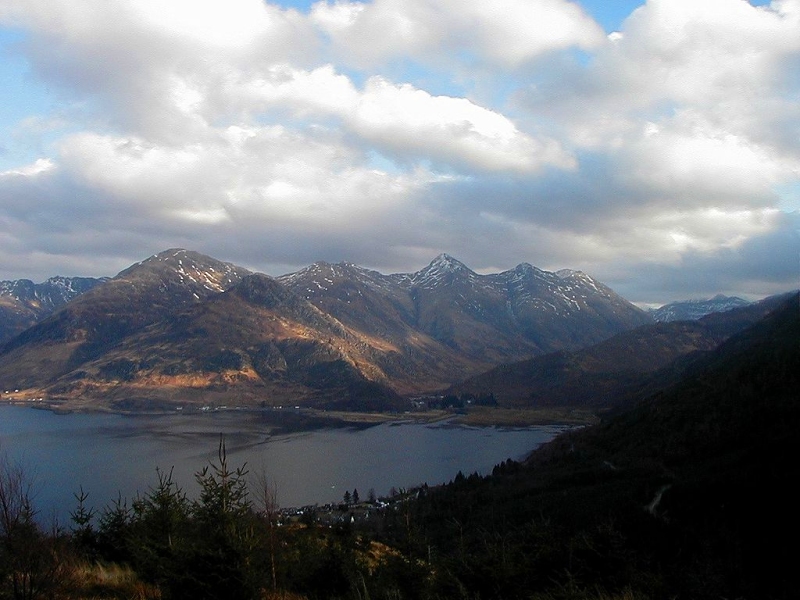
[{"left": 0, "top": 0, "right": 797, "bottom": 305}]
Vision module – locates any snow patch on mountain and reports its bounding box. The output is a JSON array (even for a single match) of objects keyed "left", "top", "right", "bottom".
[
  {"left": 277, "top": 261, "right": 400, "bottom": 299},
  {"left": 650, "top": 295, "right": 751, "bottom": 322},
  {"left": 278, "top": 253, "right": 642, "bottom": 323},
  {"left": 408, "top": 253, "right": 480, "bottom": 290},
  {"left": 0, "top": 276, "right": 108, "bottom": 308},
  {"left": 134, "top": 248, "right": 247, "bottom": 294}
]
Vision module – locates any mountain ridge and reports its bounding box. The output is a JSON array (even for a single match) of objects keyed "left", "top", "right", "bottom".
[
  {"left": 0, "top": 248, "right": 658, "bottom": 411},
  {"left": 447, "top": 292, "right": 793, "bottom": 409},
  {"left": 648, "top": 293, "right": 751, "bottom": 322},
  {"left": 0, "top": 275, "right": 108, "bottom": 344}
]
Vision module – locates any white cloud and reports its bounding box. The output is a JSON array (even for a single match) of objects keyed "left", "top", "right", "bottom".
[
  {"left": 1, "top": 0, "right": 318, "bottom": 140},
  {"left": 311, "top": 0, "right": 605, "bottom": 69},
  {"left": 351, "top": 78, "right": 574, "bottom": 172},
  {"left": 134, "top": 0, "right": 280, "bottom": 49},
  {"left": 504, "top": 0, "right": 800, "bottom": 294},
  {"left": 0, "top": 0, "right": 798, "bottom": 302},
  {"left": 206, "top": 65, "right": 573, "bottom": 173},
  {"left": 236, "top": 64, "right": 359, "bottom": 116},
  {"left": 52, "top": 123, "right": 425, "bottom": 229},
  {"left": 4, "top": 0, "right": 568, "bottom": 173},
  {"left": 531, "top": 0, "right": 800, "bottom": 155},
  {"left": 620, "top": 111, "right": 787, "bottom": 206},
  {"left": 0, "top": 158, "right": 55, "bottom": 178}
]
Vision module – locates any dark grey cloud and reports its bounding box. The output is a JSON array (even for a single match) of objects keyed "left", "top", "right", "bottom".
[{"left": 611, "top": 212, "right": 800, "bottom": 303}]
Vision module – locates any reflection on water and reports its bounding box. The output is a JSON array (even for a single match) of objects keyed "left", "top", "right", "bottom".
[{"left": 0, "top": 406, "right": 566, "bottom": 521}]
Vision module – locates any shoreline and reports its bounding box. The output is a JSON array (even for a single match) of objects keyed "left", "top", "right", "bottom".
[{"left": 0, "top": 396, "right": 598, "bottom": 429}]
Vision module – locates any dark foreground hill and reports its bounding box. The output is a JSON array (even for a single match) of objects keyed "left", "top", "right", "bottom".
[
  {"left": 390, "top": 293, "right": 799, "bottom": 599},
  {"left": 447, "top": 292, "right": 792, "bottom": 409}
]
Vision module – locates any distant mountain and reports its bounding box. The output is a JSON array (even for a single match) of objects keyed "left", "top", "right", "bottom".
[
  {"left": 40, "top": 272, "right": 404, "bottom": 412},
  {"left": 0, "top": 249, "right": 251, "bottom": 391},
  {"left": 280, "top": 254, "right": 652, "bottom": 382},
  {"left": 0, "top": 276, "right": 107, "bottom": 344},
  {"left": 0, "top": 249, "right": 650, "bottom": 411},
  {"left": 402, "top": 294, "right": 799, "bottom": 599},
  {"left": 649, "top": 293, "right": 750, "bottom": 322},
  {"left": 406, "top": 256, "right": 653, "bottom": 356},
  {"left": 448, "top": 292, "right": 793, "bottom": 409}
]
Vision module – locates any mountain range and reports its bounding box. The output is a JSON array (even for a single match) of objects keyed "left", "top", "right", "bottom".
[
  {"left": 0, "top": 248, "right": 652, "bottom": 411},
  {"left": 648, "top": 293, "right": 751, "bottom": 321}
]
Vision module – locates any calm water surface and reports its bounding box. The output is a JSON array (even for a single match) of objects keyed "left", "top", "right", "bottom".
[{"left": 0, "top": 406, "right": 565, "bottom": 520}]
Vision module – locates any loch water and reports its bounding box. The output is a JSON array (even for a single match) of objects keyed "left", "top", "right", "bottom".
[{"left": 0, "top": 405, "right": 566, "bottom": 521}]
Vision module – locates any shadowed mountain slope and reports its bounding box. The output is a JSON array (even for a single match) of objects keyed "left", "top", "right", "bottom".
[
  {"left": 398, "top": 294, "right": 799, "bottom": 599},
  {"left": 42, "top": 273, "right": 404, "bottom": 411},
  {"left": 0, "top": 249, "right": 251, "bottom": 389},
  {"left": 447, "top": 292, "right": 793, "bottom": 408}
]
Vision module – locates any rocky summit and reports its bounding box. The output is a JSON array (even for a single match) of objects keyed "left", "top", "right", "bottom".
[
  {"left": 0, "top": 275, "right": 107, "bottom": 344},
  {"left": 0, "top": 249, "right": 651, "bottom": 412}
]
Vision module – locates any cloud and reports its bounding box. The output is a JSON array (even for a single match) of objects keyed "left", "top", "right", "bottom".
[
  {"left": 229, "top": 65, "right": 573, "bottom": 172},
  {"left": 0, "top": 0, "right": 798, "bottom": 304},
  {"left": 1, "top": 0, "right": 318, "bottom": 141},
  {"left": 53, "top": 125, "right": 422, "bottom": 224},
  {"left": 311, "top": 0, "right": 605, "bottom": 69},
  {"left": 613, "top": 210, "right": 800, "bottom": 302},
  {"left": 351, "top": 77, "right": 574, "bottom": 172},
  {"left": 0, "top": 126, "right": 435, "bottom": 276},
  {"left": 525, "top": 0, "right": 800, "bottom": 154},
  {"left": 0, "top": 157, "right": 54, "bottom": 177}
]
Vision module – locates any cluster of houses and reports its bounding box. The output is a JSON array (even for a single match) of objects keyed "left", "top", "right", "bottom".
[{"left": 277, "top": 487, "right": 426, "bottom": 527}]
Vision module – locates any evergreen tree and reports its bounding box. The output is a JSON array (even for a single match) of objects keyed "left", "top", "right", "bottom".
[
  {"left": 69, "top": 486, "right": 96, "bottom": 557},
  {"left": 128, "top": 467, "right": 191, "bottom": 595},
  {"left": 97, "top": 493, "right": 131, "bottom": 563},
  {"left": 193, "top": 437, "right": 251, "bottom": 528},
  {"left": 185, "top": 436, "right": 256, "bottom": 600}
]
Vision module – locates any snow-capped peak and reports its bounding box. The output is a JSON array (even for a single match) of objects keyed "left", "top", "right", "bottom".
[
  {"left": 555, "top": 268, "right": 581, "bottom": 278},
  {"left": 117, "top": 248, "right": 248, "bottom": 295},
  {"left": 411, "top": 254, "right": 476, "bottom": 288},
  {"left": 431, "top": 253, "right": 464, "bottom": 269},
  {"left": 277, "top": 260, "right": 398, "bottom": 298},
  {"left": 649, "top": 295, "right": 750, "bottom": 322}
]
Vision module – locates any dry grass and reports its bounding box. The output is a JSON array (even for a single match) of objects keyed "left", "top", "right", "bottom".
[
  {"left": 359, "top": 540, "right": 404, "bottom": 574},
  {"left": 259, "top": 591, "right": 309, "bottom": 600},
  {"left": 530, "top": 585, "right": 651, "bottom": 600},
  {"left": 61, "top": 562, "right": 161, "bottom": 600}
]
